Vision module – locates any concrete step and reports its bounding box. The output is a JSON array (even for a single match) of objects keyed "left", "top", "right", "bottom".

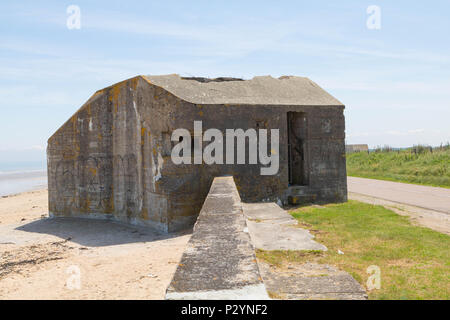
[
  {"left": 287, "top": 185, "right": 310, "bottom": 195},
  {"left": 286, "top": 186, "right": 317, "bottom": 205},
  {"left": 288, "top": 194, "right": 317, "bottom": 205}
]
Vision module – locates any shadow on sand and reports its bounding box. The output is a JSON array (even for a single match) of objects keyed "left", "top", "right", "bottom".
[{"left": 16, "top": 217, "right": 191, "bottom": 247}]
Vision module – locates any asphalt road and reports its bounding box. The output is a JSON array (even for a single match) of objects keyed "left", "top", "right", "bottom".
[{"left": 347, "top": 177, "right": 450, "bottom": 214}]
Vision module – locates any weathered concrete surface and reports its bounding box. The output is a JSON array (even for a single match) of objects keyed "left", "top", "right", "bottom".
[
  {"left": 259, "top": 262, "right": 367, "bottom": 300},
  {"left": 144, "top": 74, "right": 343, "bottom": 105},
  {"left": 243, "top": 202, "right": 297, "bottom": 225},
  {"left": 243, "top": 202, "right": 327, "bottom": 251},
  {"left": 48, "top": 74, "right": 347, "bottom": 232},
  {"left": 348, "top": 177, "right": 450, "bottom": 214},
  {"left": 165, "top": 177, "right": 269, "bottom": 300},
  {"left": 244, "top": 203, "right": 365, "bottom": 299}
]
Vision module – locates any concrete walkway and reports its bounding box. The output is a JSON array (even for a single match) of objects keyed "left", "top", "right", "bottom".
[
  {"left": 242, "top": 202, "right": 327, "bottom": 251},
  {"left": 243, "top": 202, "right": 366, "bottom": 300},
  {"left": 348, "top": 177, "right": 450, "bottom": 214}
]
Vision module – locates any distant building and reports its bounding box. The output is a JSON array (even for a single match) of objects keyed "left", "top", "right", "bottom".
[
  {"left": 47, "top": 75, "right": 347, "bottom": 232},
  {"left": 346, "top": 144, "right": 369, "bottom": 153}
]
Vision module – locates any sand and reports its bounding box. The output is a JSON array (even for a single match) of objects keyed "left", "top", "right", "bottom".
[{"left": 0, "top": 189, "right": 191, "bottom": 299}]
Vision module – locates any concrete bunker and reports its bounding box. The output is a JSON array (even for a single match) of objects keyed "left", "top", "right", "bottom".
[{"left": 47, "top": 74, "right": 347, "bottom": 232}]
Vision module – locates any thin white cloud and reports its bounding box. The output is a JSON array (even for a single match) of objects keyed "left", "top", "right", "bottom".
[
  {"left": 30, "top": 145, "right": 45, "bottom": 151},
  {"left": 13, "top": 6, "right": 450, "bottom": 64},
  {"left": 348, "top": 129, "right": 426, "bottom": 138},
  {"left": 408, "top": 129, "right": 425, "bottom": 134},
  {"left": 0, "top": 145, "right": 45, "bottom": 152}
]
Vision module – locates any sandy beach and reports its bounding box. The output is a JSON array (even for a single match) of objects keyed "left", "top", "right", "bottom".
[{"left": 0, "top": 189, "right": 191, "bottom": 299}]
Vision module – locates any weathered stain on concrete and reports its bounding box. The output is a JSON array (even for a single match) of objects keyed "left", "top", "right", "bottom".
[
  {"left": 165, "top": 177, "right": 269, "bottom": 300},
  {"left": 47, "top": 74, "right": 347, "bottom": 232}
]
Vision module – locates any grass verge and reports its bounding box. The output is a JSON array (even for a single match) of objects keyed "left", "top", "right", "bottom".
[
  {"left": 256, "top": 200, "right": 450, "bottom": 300},
  {"left": 346, "top": 148, "right": 450, "bottom": 188}
]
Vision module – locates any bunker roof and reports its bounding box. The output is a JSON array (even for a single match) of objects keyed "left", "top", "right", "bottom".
[{"left": 143, "top": 74, "right": 343, "bottom": 106}]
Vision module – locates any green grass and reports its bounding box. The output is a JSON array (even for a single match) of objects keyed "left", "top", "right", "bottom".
[
  {"left": 346, "top": 147, "right": 450, "bottom": 188},
  {"left": 257, "top": 201, "right": 450, "bottom": 300}
]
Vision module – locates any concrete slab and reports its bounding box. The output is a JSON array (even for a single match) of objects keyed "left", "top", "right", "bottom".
[
  {"left": 259, "top": 262, "right": 367, "bottom": 300},
  {"left": 243, "top": 203, "right": 365, "bottom": 300},
  {"left": 247, "top": 221, "right": 327, "bottom": 251},
  {"left": 243, "top": 202, "right": 327, "bottom": 251},
  {"left": 243, "top": 203, "right": 297, "bottom": 225}
]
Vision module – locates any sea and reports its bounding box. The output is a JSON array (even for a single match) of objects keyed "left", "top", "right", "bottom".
[{"left": 0, "top": 161, "right": 47, "bottom": 197}]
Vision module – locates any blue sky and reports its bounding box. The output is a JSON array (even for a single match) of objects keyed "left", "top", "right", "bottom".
[{"left": 0, "top": 0, "right": 449, "bottom": 166}]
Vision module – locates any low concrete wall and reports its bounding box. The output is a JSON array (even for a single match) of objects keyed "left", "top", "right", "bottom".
[{"left": 165, "top": 176, "right": 269, "bottom": 299}]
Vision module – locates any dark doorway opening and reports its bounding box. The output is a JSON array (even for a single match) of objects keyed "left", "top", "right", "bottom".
[{"left": 287, "top": 112, "right": 308, "bottom": 185}]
